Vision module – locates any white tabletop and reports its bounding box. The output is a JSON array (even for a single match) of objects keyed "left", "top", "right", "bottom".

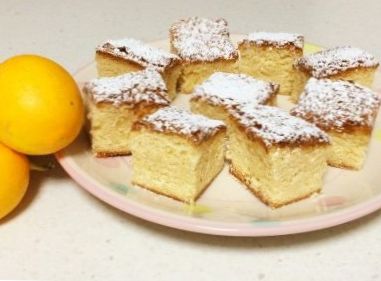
[{"left": 1, "top": 1, "right": 381, "bottom": 280}]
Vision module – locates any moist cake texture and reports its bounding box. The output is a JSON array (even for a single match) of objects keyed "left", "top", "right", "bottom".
[
  {"left": 130, "top": 106, "right": 226, "bottom": 203},
  {"left": 291, "top": 78, "right": 380, "bottom": 169},
  {"left": 227, "top": 104, "right": 329, "bottom": 208},
  {"left": 96, "top": 38, "right": 182, "bottom": 99},
  {"left": 84, "top": 68, "right": 170, "bottom": 156},
  {"left": 238, "top": 32, "right": 305, "bottom": 99}
]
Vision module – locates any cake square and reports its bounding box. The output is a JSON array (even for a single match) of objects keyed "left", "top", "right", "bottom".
[
  {"left": 227, "top": 104, "right": 329, "bottom": 208},
  {"left": 83, "top": 68, "right": 170, "bottom": 157},
  {"left": 295, "top": 46, "right": 379, "bottom": 101},
  {"left": 170, "top": 17, "right": 238, "bottom": 93},
  {"left": 190, "top": 72, "right": 279, "bottom": 122},
  {"left": 129, "top": 106, "right": 226, "bottom": 203},
  {"left": 290, "top": 78, "right": 381, "bottom": 170},
  {"left": 238, "top": 32, "right": 305, "bottom": 98},
  {"left": 96, "top": 38, "right": 182, "bottom": 100}
]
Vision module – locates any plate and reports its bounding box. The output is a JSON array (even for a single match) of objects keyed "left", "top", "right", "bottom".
[{"left": 56, "top": 35, "right": 381, "bottom": 236}]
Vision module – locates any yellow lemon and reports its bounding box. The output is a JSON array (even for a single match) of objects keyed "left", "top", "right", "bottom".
[
  {"left": 0, "top": 142, "right": 29, "bottom": 219},
  {"left": 0, "top": 55, "right": 84, "bottom": 155}
]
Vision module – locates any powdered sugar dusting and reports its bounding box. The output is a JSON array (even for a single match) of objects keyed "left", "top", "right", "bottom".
[
  {"left": 96, "top": 38, "right": 180, "bottom": 71},
  {"left": 291, "top": 78, "right": 381, "bottom": 131},
  {"left": 191, "top": 72, "right": 278, "bottom": 107},
  {"left": 243, "top": 32, "right": 304, "bottom": 49},
  {"left": 139, "top": 106, "right": 226, "bottom": 143},
  {"left": 296, "top": 46, "right": 379, "bottom": 78},
  {"left": 170, "top": 17, "right": 238, "bottom": 62},
  {"left": 83, "top": 68, "right": 170, "bottom": 106},
  {"left": 229, "top": 104, "right": 329, "bottom": 147}
]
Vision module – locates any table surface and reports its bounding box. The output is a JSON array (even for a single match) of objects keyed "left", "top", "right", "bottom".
[{"left": 1, "top": 0, "right": 381, "bottom": 280}]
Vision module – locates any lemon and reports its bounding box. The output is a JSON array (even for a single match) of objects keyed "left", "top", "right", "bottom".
[
  {"left": 0, "top": 142, "right": 29, "bottom": 219},
  {"left": 0, "top": 55, "right": 84, "bottom": 155}
]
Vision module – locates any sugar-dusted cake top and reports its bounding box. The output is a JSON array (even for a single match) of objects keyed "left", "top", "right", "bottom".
[
  {"left": 229, "top": 104, "right": 329, "bottom": 147},
  {"left": 191, "top": 72, "right": 278, "bottom": 107},
  {"left": 296, "top": 46, "right": 379, "bottom": 78},
  {"left": 83, "top": 68, "right": 170, "bottom": 106},
  {"left": 135, "top": 106, "right": 226, "bottom": 144},
  {"left": 96, "top": 38, "right": 180, "bottom": 71},
  {"left": 170, "top": 17, "right": 238, "bottom": 62},
  {"left": 291, "top": 78, "right": 381, "bottom": 131},
  {"left": 240, "top": 32, "right": 304, "bottom": 49}
]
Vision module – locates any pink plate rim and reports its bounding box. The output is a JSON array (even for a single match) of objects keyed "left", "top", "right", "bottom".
[
  {"left": 55, "top": 49, "right": 381, "bottom": 236},
  {"left": 56, "top": 149, "right": 381, "bottom": 236}
]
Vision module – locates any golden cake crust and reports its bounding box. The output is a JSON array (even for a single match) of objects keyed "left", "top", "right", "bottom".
[
  {"left": 96, "top": 52, "right": 145, "bottom": 71},
  {"left": 96, "top": 151, "right": 131, "bottom": 157},
  {"left": 83, "top": 68, "right": 170, "bottom": 107},
  {"left": 239, "top": 42, "right": 303, "bottom": 56},
  {"left": 89, "top": 101, "right": 166, "bottom": 158},
  {"left": 92, "top": 101, "right": 167, "bottom": 121},
  {"left": 170, "top": 17, "right": 238, "bottom": 63},
  {"left": 295, "top": 46, "right": 379, "bottom": 78},
  {"left": 96, "top": 51, "right": 183, "bottom": 75},
  {"left": 132, "top": 106, "right": 226, "bottom": 145},
  {"left": 228, "top": 104, "right": 330, "bottom": 149},
  {"left": 296, "top": 63, "right": 378, "bottom": 80},
  {"left": 96, "top": 38, "right": 181, "bottom": 72},
  {"left": 290, "top": 78, "right": 381, "bottom": 133},
  {"left": 238, "top": 32, "right": 304, "bottom": 51},
  {"left": 328, "top": 161, "right": 360, "bottom": 170}
]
